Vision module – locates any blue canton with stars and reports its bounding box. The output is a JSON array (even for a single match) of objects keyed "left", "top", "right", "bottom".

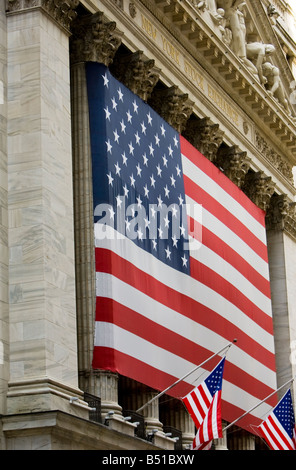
[
  {"left": 273, "top": 390, "right": 296, "bottom": 439},
  {"left": 86, "top": 62, "right": 190, "bottom": 274},
  {"left": 204, "top": 357, "right": 225, "bottom": 397}
]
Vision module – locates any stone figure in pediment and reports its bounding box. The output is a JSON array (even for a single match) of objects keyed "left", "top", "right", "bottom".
[
  {"left": 196, "top": 0, "right": 224, "bottom": 22},
  {"left": 206, "top": 0, "right": 224, "bottom": 21},
  {"left": 246, "top": 42, "right": 276, "bottom": 84},
  {"left": 217, "top": 8, "right": 232, "bottom": 46},
  {"left": 219, "top": 0, "right": 247, "bottom": 58},
  {"left": 262, "top": 62, "right": 290, "bottom": 113},
  {"left": 219, "top": 1, "right": 260, "bottom": 77}
]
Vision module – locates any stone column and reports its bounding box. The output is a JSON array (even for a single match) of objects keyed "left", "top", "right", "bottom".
[
  {"left": 266, "top": 194, "right": 296, "bottom": 393},
  {"left": 227, "top": 426, "right": 255, "bottom": 450},
  {"left": 70, "top": 11, "right": 124, "bottom": 413},
  {"left": 0, "top": 0, "right": 8, "bottom": 440},
  {"left": 6, "top": 0, "right": 89, "bottom": 418},
  {"left": 70, "top": 12, "right": 122, "bottom": 393},
  {"left": 159, "top": 397, "right": 195, "bottom": 449},
  {"left": 213, "top": 421, "right": 228, "bottom": 450}
]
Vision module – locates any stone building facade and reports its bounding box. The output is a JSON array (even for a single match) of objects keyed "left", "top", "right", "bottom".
[{"left": 0, "top": 0, "right": 296, "bottom": 450}]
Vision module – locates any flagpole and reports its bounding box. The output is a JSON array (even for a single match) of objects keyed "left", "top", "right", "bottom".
[
  {"left": 135, "top": 339, "right": 237, "bottom": 413},
  {"left": 223, "top": 376, "right": 296, "bottom": 433}
]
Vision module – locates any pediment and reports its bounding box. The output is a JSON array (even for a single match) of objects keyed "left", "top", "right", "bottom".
[{"left": 196, "top": 0, "right": 296, "bottom": 115}]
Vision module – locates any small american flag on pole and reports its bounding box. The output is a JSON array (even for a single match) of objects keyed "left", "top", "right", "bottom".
[
  {"left": 182, "top": 357, "right": 225, "bottom": 450},
  {"left": 258, "top": 389, "right": 296, "bottom": 450}
]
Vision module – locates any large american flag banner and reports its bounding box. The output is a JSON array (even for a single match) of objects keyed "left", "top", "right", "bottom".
[
  {"left": 258, "top": 389, "right": 296, "bottom": 450},
  {"left": 86, "top": 62, "right": 277, "bottom": 432},
  {"left": 183, "top": 357, "right": 225, "bottom": 450}
]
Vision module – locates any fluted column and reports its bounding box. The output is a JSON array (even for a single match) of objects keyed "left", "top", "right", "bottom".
[
  {"left": 266, "top": 194, "right": 296, "bottom": 392},
  {"left": 227, "top": 426, "right": 255, "bottom": 450},
  {"left": 0, "top": 0, "right": 8, "bottom": 423},
  {"left": 159, "top": 397, "right": 195, "bottom": 449},
  {"left": 70, "top": 60, "right": 95, "bottom": 390},
  {"left": 119, "top": 377, "right": 175, "bottom": 448}
]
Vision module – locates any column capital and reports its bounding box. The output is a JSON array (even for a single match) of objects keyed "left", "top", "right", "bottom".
[
  {"left": 216, "top": 145, "right": 251, "bottom": 188},
  {"left": 266, "top": 193, "right": 296, "bottom": 239},
  {"left": 183, "top": 117, "right": 224, "bottom": 163},
  {"left": 149, "top": 86, "right": 193, "bottom": 133},
  {"left": 241, "top": 171, "right": 275, "bottom": 212},
  {"left": 110, "top": 50, "right": 160, "bottom": 102},
  {"left": 70, "top": 11, "right": 123, "bottom": 66},
  {"left": 6, "top": 0, "right": 79, "bottom": 32}
]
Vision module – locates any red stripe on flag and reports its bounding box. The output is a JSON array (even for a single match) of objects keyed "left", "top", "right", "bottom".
[
  {"left": 193, "top": 386, "right": 211, "bottom": 419},
  {"left": 92, "top": 346, "right": 193, "bottom": 397},
  {"left": 258, "top": 422, "right": 275, "bottom": 449}
]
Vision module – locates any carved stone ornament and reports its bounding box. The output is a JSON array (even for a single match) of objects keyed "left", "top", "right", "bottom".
[
  {"left": 148, "top": 86, "right": 194, "bottom": 133},
  {"left": 266, "top": 193, "right": 296, "bottom": 240},
  {"left": 255, "top": 131, "right": 294, "bottom": 184},
  {"left": 6, "top": 0, "right": 79, "bottom": 31},
  {"left": 110, "top": 50, "right": 160, "bottom": 102},
  {"left": 70, "top": 11, "right": 123, "bottom": 66},
  {"left": 216, "top": 145, "right": 251, "bottom": 188},
  {"left": 266, "top": 193, "right": 290, "bottom": 231},
  {"left": 129, "top": 2, "right": 137, "bottom": 18},
  {"left": 241, "top": 170, "right": 275, "bottom": 212},
  {"left": 183, "top": 117, "right": 224, "bottom": 162}
]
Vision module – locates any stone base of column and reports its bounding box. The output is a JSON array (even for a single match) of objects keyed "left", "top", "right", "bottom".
[
  {"left": 91, "top": 370, "right": 139, "bottom": 436},
  {"left": 6, "top": 378, "right": 91, "bottom": 420},
  {"left": 103, "top": 412, "right": 138, "bottom": 437},
  {"left": 151, "top": 431, "right": 176, "bottom": 450}
]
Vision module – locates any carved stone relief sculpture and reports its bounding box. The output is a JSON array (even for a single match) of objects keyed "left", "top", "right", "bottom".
[
  {"left": 262, "top": 62, "right": 290, "bottom": 113},
  {"left": 194, "top": 0, "right": 293, "bottom": 114},
  {"left": 246, "top": 42, "right": 276, "bottom": 84}
]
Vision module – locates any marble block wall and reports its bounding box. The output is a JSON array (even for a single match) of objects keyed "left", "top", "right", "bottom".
[
  {"left": 0, "top": 0, "right": 8, "bottom": 420},
  {"left": 6, "top": 8, "right": 83, "bottom": 415}
]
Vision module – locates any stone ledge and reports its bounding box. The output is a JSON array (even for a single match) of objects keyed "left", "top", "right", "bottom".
[{"left": 1, "top": 410, "right": 169, "bottom": 450}]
